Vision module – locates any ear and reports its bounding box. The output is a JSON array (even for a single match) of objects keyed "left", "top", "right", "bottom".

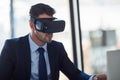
[{"left": 29, "top": 21, "right": 36, "bottom": 30}]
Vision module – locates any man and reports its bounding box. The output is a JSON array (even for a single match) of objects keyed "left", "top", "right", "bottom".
[{"left": 0, "top": 3, "right": 107, "bottom": 80}]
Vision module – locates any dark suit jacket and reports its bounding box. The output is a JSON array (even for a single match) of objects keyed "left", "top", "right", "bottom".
[{"left": 0, "top": 35, "right": 90, "bottom": 80}]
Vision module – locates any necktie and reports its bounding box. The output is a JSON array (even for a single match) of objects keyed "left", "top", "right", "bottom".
[{"left": 37, "top": 48, "right": 47, "bottom": 80}]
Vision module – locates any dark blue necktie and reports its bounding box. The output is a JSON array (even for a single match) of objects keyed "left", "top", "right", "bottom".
[{"left": 37, "top": 48, "right": 47, "bottom": 80}]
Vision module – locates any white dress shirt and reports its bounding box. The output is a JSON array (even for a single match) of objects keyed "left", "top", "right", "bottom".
[{"left": 28, "top": 35, "right": 51, "bottom": 80}]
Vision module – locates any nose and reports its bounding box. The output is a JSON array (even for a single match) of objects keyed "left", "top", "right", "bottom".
[{"left": 46, "top": 33, "right": 53, "bottom": 35}]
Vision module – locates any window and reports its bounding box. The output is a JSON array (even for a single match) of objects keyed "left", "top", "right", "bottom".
[
  {"left": 79, "top": 0, "right": 120, "bottom": 74},
  {"left": 0, "top": 0, "right": 10, "bottom": 51}
]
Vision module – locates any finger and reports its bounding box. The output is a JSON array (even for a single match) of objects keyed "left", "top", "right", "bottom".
[
  {"left": 97, "top": 74, "right": 107, "bottom": 80},
  {"left": 102, "top": 74, "right": 107, "bottom": 80}
]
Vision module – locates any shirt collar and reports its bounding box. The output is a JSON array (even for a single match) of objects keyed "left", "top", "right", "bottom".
[{"left": 28, "top": 34, "right": 47, "bottom": 53}]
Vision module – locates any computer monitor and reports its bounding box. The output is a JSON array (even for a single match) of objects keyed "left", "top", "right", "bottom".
[{"left": 107, "top": 50, "right": 120, "bottom": 80}]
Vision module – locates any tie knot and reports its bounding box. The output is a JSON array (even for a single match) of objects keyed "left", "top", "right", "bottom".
[{"left": 37, "top": 48, "right": 45, "bottom": 54}]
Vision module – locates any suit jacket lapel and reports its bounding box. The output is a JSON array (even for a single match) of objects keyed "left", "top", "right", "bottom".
[
  {"left": 19, "top": 35, "right": 31, "bottom": 79},
  {"left": 47, "top": 43, "right": 56, "bottom": 79}
]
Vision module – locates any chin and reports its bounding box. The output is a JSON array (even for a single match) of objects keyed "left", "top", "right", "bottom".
[{"left": 47, "top": 40, "right": 52, "bottom": 43}]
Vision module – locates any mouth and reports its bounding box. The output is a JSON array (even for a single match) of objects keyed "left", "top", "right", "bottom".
[{"left": 46, "top": 33, "right": 53, "bottom": 37}]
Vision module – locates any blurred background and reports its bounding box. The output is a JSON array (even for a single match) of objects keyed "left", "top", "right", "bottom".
[{"left": 1, "top": 0, "right": 120, "bottom": 80}]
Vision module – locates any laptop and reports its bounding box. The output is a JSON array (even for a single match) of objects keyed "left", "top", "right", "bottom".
[{"left": 107, "top": 50, "right": 120, "bottom": 80}]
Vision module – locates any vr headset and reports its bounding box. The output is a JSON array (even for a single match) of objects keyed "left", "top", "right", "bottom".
[{"left": 31, "top": 17, "right": 65, "bottom": 33}]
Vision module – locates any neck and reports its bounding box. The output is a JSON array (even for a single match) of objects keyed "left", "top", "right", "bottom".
[{"left": 30, "top": 33, "right": 45, "bottom": 46}]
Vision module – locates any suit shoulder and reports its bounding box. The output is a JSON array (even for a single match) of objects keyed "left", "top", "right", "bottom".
[{"left": 5, "top": 35, "right": 28, "bottom": 43}]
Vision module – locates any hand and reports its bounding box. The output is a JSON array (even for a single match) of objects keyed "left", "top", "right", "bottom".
[{"left": 93, "top": 74, "right": 107, "bottom": 80}]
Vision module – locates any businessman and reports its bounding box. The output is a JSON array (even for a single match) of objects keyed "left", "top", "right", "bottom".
[{"left": 0, "top": 3, "right": 107, "bottom": 80}]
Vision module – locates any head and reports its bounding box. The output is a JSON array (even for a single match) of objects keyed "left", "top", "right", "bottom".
[{"left": 29, "top": 3, "right": 55, "bottom": 46}]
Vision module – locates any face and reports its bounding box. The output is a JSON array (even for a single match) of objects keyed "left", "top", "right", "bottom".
[{"left": 30, "top": 14, "right": 53, "bottom": 46}]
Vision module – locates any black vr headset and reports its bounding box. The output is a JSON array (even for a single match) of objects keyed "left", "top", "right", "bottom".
[{"left": 31, "top": 17, "right": 65, "bottom": 33}]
